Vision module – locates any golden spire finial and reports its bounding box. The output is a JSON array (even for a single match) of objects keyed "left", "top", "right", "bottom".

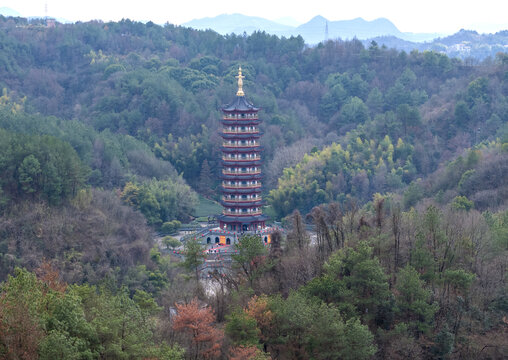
[{"left": 236, "top": 66, "right": 245, "bottom": 96}]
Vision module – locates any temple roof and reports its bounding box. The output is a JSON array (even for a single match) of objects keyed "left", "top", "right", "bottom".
[{"left": 222, "top": 96, "right": 259, "bottom": 112}]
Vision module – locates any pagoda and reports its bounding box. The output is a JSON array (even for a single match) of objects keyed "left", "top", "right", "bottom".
[{"left": 218, "top": 67, "right": 268, "bottom": 232}]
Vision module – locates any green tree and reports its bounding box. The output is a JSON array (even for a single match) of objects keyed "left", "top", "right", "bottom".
[
  {"left": 338, "top": 96, "right": 370, "bottom": 126},
  {"left": 450, "top": 195, "right": 473, "bottom": 211},
  {"left": 225, "top": 309, "right": 260, "bottom": 347},
  {"left": 396, "top": 104, "right": 421, "bottom": 137},
  {"left": 466, "top": 77, "right": 490, "bottom": 107},
  {"left": 304, "top": 242, "right": 391, "bottom": 322},
  {"left": 161, "top": 220, "right": 181, "bottom": 234},
  {"left": 162, "top": 236, "right": 181, "bottom": 251},
  {"left": 432, "top": 324, "right": 454, "bottom": 359},
  {"left": 232, "top": 234, "right": 268, "bottom": 287},
  {"left": 454, "top": 100, "right": 471, "bottom": 126},
  {"left": 366, "top": 87, "right": 384, "bottom": 115},
  {"left": 270, "top": 292, "right": 376, "bottom": 360},
  {"left": 320, "top": 83, "right": 347, "bottom": 120},
  {"left": 18, "top": 154, "right": 41, "bottom": 195},
  {"left": 395, "top": 265, "right": 438, "bottom": 334},
  {"left": 403, "top": 181, "right": 423, "bottom": 209},
  {"left": 74, "top": 285, "right": 155, "bottom": 359},
  {"left": 197, "top": 159, "right": 213, "bottom": 196},
  {"left": 181, "top": 238, "right": 206, "bottom": 288},
  {"left": 139, "top": 191, "right": 162, "bottom": 225}
]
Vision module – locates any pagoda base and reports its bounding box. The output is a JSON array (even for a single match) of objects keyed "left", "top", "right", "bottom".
[{"left": 200, "top": 224, "right": 277, "bottom": 247}]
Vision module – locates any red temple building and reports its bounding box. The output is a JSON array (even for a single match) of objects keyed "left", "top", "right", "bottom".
[{"left": 218, "top": 67, "right": 268, "bottom": 232}]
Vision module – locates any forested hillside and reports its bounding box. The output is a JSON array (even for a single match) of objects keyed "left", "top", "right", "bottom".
[{"left": 0, "top": 15, "right": 507, "bottom": 359}]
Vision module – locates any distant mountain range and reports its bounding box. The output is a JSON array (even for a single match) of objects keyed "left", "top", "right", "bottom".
[
  {"left": 183, "top": 14, "right": 442, "bottom": 43},
  {"left": 1, "top": 7, "right": 506, "bottom": 60},
  {"left": 184, "top": 14, "right": 508, "bottom": 60}
]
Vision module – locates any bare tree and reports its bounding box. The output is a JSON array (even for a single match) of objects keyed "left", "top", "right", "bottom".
[
  {"left": 326, "top": 202, "right": 346, "bottom": 250},
  {"left": 286, "top": 209, "right": 310, "bottom": 251}
]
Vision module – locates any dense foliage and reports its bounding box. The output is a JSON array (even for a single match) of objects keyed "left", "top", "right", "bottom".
[
  {"left": 0, "top": 128, "right": 86, "bottom": 206},
  {"left": 0, "top": 16, "right": 506, "bottom": 196},
  {"left": 269, "top": 136, "right": 415, "bottom": 217},
  {"left": 0, "top": 266, "right": 184, "bottom": 359}
]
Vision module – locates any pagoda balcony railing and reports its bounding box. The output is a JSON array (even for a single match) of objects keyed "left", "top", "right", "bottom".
[
  {"left": 222, "top": 143, "right": 259, "bottom": 148},
  {"left": 222, "top": 129, "right": 259, "bottom": 134},
  {"left": 222, "top": 156, "right": 261, "bottom": 161},
  {"left": 222, "top": 170, "right": 261, "bottom": 175},
  {"left": 222, "top": 197, "right": 261, "bottom": 203},
  {"left": 222, "top": 210, "right": 263, "bottom": 216},
  {"left": 223, "top": 114, "right": 258, "bottom": 120},
  {"left": 222, "top": 184, "right": 261, "bottom": 189}
]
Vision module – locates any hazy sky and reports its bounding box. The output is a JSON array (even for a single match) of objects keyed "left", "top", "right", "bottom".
[{"left": 3, "top": 0, "right": 508, "bottom": 34}]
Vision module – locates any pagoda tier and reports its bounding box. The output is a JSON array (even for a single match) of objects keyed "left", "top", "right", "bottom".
[
  {"left": 222, "top": 188, "right": 262, "bottom": 196},
  {"left": 220, "top": 201, "right": 265, "bottom": 208},
  {"left": 221, "top": 174, "right": 263, "bottom": 181},
  {"left": 221, "top": 146, "right": 263, "bottom": 153},
  {"left": 217, "top": 67, "right": 267, "bottom": 232},
  {"left": 222, "top": 159, "right": 262, "bottom": 166},
  {"left": 221, "top": 184, "right": 262, "bottom": 194},
  {"left": 221, "top": 132, "right": 263, "bottom": 140}
]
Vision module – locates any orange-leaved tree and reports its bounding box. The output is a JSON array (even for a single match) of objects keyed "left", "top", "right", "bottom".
[
  {"left": 245, "top": 295, "right": 274, "bottom": 345},
  {"left": 172, "top": 298, "right": 223, "bottom": 359}
]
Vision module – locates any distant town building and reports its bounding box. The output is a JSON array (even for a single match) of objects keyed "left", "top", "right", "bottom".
[{"left": 46, "top": 18, "right": 56, "bottom": 28}]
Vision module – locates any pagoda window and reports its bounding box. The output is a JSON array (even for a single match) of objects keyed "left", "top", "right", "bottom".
[
  {"left": 242, "top": 208, "right": 247, "bottom": 213},
  {"left": 242, "top": 195, "right": 247, "bottom": 199},
  {"left": 241, "top": 154, "right": 247, "bottom": 159}
]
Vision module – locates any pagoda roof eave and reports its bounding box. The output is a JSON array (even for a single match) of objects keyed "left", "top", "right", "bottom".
[
  {"left": 218, "top": 214, "right": 269, "bottom": 223},
  {"left": 221, "top": 96, "right": 259, "bottom": 112}
]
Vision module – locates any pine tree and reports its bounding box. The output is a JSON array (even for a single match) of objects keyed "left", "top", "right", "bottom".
[{"left": 198, "top": 159, "right": 213, "bottom": 197}]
